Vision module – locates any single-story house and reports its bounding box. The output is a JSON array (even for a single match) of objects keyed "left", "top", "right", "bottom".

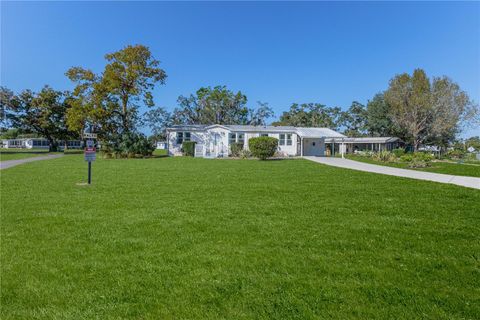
[
  {"left": 166, "top": 124, "right": 347, "bottom": 157},
  {"left": 1, "top": 138, "right": 83, "bottom": 150}
]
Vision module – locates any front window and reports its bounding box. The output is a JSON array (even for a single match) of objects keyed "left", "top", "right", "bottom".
[
  {"left": 176, "top": 132, "right": 191, "bottom": 144},
  {"left": 260, "top": 133, "right": 268, "bottom": 137},
  {"left": 229, "top": 133, "right": 245, "bottom": 144},
  {"left": 286, "top": 134, "right": 292, "bottom": 146},
  {"left": 279, "top": 134, "right": 285, "bottom": 146}
]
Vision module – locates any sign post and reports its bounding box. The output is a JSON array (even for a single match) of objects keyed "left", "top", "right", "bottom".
[{"left": 84, "top": 133, "right": 97, "bottom": 184}]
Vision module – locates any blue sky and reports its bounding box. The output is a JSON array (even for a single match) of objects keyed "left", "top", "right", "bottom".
[{"left": 2, "top": 1, "right": 479, "bottom": 137}]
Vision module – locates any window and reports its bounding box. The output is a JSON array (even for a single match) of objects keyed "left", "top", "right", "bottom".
[
  {"left": 176, "top": 132, "right": 183, "bottom": 144},
  {"left": 176, "top": 132, "right": 191, "bottom": 144},
  {"left": 229, "top": 133, "right": 245, "bottom": 144},
  {"left": 260, "top": 133, "right": 268, "bottom": 137},
  {"left": 229, "top": 133, "right": 236, "bottom": 144},
  {"left": 279, "top": 134, "right": 285, "bottom": 146},
  {"left": 286, "top": 134, "right": 292, "bottom": 146}
]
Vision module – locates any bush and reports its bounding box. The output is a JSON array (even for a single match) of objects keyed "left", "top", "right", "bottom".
[
  {"left": 446, "top": 149, "right": 466, "bottom": 160},
  {"left": 238, "top": 149, "right": 252, "bottom": 159},
  {"left": 372, "top": 151, "right": 396, "bottom": 162},
  {"left": 408, "top": 159, "right": 430, "bottom": 168},
  {"left": 399, "top": 154, "right": 413, "bottom": 162},
  {"left": 392, "top": 148, "right": 405, "bottom": 157},
  {"left": 413, "top": 152, "right": 434, "bottom": 162},
  {"left": 230, "top": 142, "right": 244, "bottom": 157},
  {"left": 181, "top": 141, "right": 196, "bottom": 157},
  {"left": 101, "top": 132, "right": 155, "bottom": 158},
  {"left": 248, "top": 137, "right": 278, "bottom": 160}
]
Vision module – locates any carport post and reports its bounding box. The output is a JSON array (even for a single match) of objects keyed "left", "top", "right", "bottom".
[{"left": 300, "top": 137, "right": 304, "bottom": 156}]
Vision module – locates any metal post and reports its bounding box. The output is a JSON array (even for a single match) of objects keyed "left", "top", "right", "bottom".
[{"left": 88, "top": 161, "right": 92, "bottom": 184}]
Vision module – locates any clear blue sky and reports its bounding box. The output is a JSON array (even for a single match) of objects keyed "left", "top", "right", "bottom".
[{"left": 2, "top": 1, "right": 479, "bottom": 137}]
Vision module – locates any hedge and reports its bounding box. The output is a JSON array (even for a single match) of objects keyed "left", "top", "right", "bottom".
[{"left": 248, "top": 136, "right": 278, "bottom": 160}]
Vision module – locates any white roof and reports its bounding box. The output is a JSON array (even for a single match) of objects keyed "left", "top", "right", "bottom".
[
  {"left": 325, "top": 137, "right": 402, "bottom": 143},
  {"left": 295, "top": 127, "right": 346, "bottom": 138}
]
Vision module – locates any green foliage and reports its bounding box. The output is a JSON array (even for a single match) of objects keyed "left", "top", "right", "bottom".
[
  {"left": 102, "top": 132, "right": 155, "bottom": 158},
  {"left": 238, "top": 149, "right": 252, "bottom": 159},
  {"left": 392, "top": 148, "right": 405, "bottom": 157},
  {"left": 446, "top": 149, "right": 466, "bottom": 160},
  {"left": 408, "top": 159, "right": 430, "bottom": 168},
  {"left": 181, "top": 141, "right": 196, "bottom": 157},
  {"left": 0, "top": 128, "right": 20, "bottom": 139},
  {"left": 372, "top": 151, "right": 396, "bottom": 162},
  {"left": 248, "top": 136, "right": 278, "bottom": 160},
  {"left": 340, "top": 101, "right": 367, "bottom": 137},
  {"left": 171, "top": 86, "right": 274, "bottom": 126},
  {"left": 66, "top": 44, "right": 167, "bottom": 139},
  {"left": 399, "top": 154, "right": 413, "bottom": 162},
  {"left": 276, "top": 103, "right": 343, "bottom": 129},
  {"left": 413, "top": 152, "right": 434, "bottom": 162},
  {"left": 229, "top": 142, "right": 244, "bottom": 157}
]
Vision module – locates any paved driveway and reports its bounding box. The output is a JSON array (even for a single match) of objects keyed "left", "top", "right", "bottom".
[
  {"left": 304, "top": 156, "right": 480, "bottom": 190},
  {"left": 0, "top": 154, "right": 64, "bottom": 170}
]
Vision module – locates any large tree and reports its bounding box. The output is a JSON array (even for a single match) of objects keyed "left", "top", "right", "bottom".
[
  {"left": 340, "top": 101, "right": 367, "bottom": 137},
  {"left": 3, "top": 86, "right": 74, "bottom": 150},
  {"left": 385, "top": 69, "right": 478, "bottom": 151},
  {"left": 66, "top": 44, "right": 167, "bottom": 137},
  {"left": 274, "top": 103, "right": 343, "bottom": 129},
  {"left": 171, "top": 86, "right": 273, "bottom": 125},
  {"left": 365, "top": 93, "right": 399, "bottom": 137}
]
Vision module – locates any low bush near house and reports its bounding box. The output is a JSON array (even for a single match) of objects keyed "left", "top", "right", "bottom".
[
  {"left": 248, "top": 136, "right": 278, "bottom": 160},
  {"left": 399, "top": 154, "right": 413, "bottom": 162},
  {"left": 230, "top": 142, "right": 244, "bottom": 157},
  {"left": 181, "top": 141, "right": 196, "bottom": 157},
  {"left": 413, "top": 152, "right": 434, "bottom": 162},
  {"left": 238, "top": 149, "right": 252, "bottom": 159},
  {"left": 392, "top": 148, "right": 405, "bottom": 157},
  {"left": 372, "top": 151, "right": 396, "bottom": 162}
]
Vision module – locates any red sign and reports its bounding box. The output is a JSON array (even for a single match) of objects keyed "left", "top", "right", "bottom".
[{"left": 85, "top": 147, "right": 96, "bottom": 153}]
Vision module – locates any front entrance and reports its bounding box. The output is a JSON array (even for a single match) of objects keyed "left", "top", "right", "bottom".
[{"left": 303, "top": 138, "right": 325, "bottom": 156}]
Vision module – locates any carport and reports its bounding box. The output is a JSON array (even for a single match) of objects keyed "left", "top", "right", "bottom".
[{"left": 295, "top": 128, "right": 346, "bottom": 157}]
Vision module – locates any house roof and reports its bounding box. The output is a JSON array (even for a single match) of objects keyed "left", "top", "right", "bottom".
[
  {"left": 167, "top": 124, "right": 346, "bottom": 138},
  {"left": 295, "top": 127, "right": 346, "bottom": 138},
  {"left": 324, "top": 137, "right": 402, "bottom": 143}
]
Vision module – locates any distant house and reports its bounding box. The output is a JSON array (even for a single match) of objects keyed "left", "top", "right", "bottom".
[
  {"left": 1, "top": 138, "right": 83, "bottom": 150},
  {"left": 166, "top": 124, "right": 402, "bottom": 158}
]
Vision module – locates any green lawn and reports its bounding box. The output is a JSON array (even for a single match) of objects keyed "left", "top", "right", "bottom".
[
  {"left": 0, "top": 149, "right": 50, "bottom": 161},
  {"left": 1, "top": 156, "right": 479, "bottom": 319},
  {"left": 345, "top": 154, "right": 480, "bottom": 177}
]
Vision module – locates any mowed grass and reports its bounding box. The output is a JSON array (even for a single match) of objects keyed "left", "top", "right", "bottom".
[
  {"left": 1, "top": 156, "right": 479, "bottom": 319},
  {"left": 0, "top": 149, "right": 50, "bottom": 161},
  {"left": 345, "top": 154, "right": 480, "bottom": 177}
]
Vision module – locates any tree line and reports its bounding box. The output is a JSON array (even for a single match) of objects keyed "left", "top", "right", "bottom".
[{"left": 1, "top": 44, "right": 478, "bottom": 152}]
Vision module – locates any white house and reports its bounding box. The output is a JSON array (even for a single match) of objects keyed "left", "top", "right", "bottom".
[
  {"left": 166, "top": 124, "right": 346, "bottom": 157},
  {"left": 1, "top": 138, "right": 82, "bottom": 150}
]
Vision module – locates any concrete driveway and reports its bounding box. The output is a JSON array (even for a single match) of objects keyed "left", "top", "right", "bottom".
[
  {"left": 0, "top": 154, "right": 64, "bottom": 170},
  {"left": 304, "top": 156, "right": 480, "bottom": 190}
]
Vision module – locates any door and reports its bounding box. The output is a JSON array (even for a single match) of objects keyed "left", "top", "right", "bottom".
[{"left": 303, "top": 138, "right": 325, "bottom": 156}]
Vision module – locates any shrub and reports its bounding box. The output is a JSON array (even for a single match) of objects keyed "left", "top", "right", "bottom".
[
  {"left": 409, "top": 159, "right": 430, "bottom": 168},
  {"left": 181, "top": 141, "right": 196, "bottom": 157},
  {"left": 413, "top": 152, "right": 434, "bottom": 162},
  {"left": 392, "top": 148, "right": 405, "bottom": 157},
  {"left": 238, "top": 149, "right": 252, "bottom": 159},
  {"left": 399, "top": 154, "right": 413, "bottom": 162},
  {"left": 446, "top": 149, "right": 466, "bottom": 160},
  {"left": 248, "top": 136, "right": 278, "bottom": 160},
  {"left": 372, "top": 151, "right": 396, "bottom": 162},
  {"left": 230, "top": 142, "right": 244, "bottom": 157},
  {"left": 101, "top": 132, "right": 155, "bottom": 158}
]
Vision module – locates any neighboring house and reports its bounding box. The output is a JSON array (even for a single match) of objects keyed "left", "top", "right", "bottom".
[
  {"left": 1, "top": 138, "right": 83, "bottom": 150},
  {"left": 166, "top": 124, "right": 346, "bottom": 157},
  {"left": 156, "top": 141, "right": 167, "bottom": 150}
]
